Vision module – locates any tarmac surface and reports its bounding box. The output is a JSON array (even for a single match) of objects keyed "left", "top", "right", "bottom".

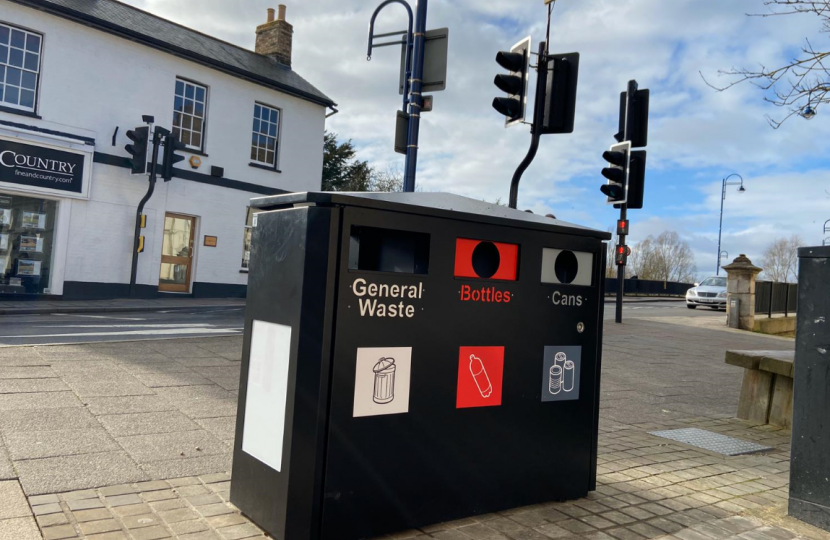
[
  {"left": 0, "top": 299, "right": 716, "bottom": 346},
  {"left": 0, "top": 306, "right": 815, "bottom": 540}
]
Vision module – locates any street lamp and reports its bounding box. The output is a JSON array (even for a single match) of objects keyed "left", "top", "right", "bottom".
[
  {"left": 716, "top": 174, "right": 746, "bottom": 276},
  {"left": 823, "top": 219, "right": 830, "bottom": 246}
]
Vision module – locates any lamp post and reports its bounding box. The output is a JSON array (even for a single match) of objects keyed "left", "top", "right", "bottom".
[
  {"left": 823, "top": 219, "right": 830, "bottom": 246},
  {"left": 716, "top": 174, "right": 746, "bottom": 276}
]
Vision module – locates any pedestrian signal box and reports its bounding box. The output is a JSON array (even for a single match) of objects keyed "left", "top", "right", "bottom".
[{"left": 230, "top": 192, "right": 611, "bottom": 540}]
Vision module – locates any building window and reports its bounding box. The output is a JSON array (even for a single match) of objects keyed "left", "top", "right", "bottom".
[
  {"left": 241, "top": 207, "right": 256, "bottom": 271},
  {"left": 0, "top": 23, "right": 42, "bottom": 112},
  {"left": 172, "top": 78, "right": 207, "bottom": 151},
  {"left": 251, "top": 103, "right": 280, "bottom": 167}
]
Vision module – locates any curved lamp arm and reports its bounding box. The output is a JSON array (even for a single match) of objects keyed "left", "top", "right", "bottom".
[{"left": 367, "top": 0, "right": 414, "bottom": 110}]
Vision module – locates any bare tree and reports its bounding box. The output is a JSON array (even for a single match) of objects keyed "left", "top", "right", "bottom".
[
  {"left": 629, "top": 231, "right": 697, "bottom": 283},
  {"left": 369, "top": 166, "right": 404, "bottom": 192},
  {"left": 702, "top": 0, "right": 830, "bottom": 128},
  {"left": 761, "top": 234, "right": 803, "bottom": 281}
]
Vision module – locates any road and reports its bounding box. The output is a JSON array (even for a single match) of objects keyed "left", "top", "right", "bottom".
[
  {"left": 602, "top": 298, "right": 725, "bottom": 319},
  {"left": 0, "top": 306, "right": 245, "bottom": 346},
  {"left": 0, "top": 299, "right": 721, "bottom": 346}
]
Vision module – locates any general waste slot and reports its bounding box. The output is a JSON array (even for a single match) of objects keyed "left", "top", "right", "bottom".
[{"left": 230, "top": 192, "right": 611, "bottom": 540}]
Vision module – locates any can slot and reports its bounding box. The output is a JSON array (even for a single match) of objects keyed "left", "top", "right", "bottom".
[{"left": 349, "top": 226, "right": 430, "bottom": 274}]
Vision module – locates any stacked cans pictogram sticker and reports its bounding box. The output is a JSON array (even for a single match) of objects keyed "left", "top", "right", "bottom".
[{"left": 541, "top": 346, "right": 581, "bottom": 402}]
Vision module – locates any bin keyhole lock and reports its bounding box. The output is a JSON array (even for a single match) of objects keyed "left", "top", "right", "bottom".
[{"left": 577, "top": 322, "right": 585, "bottom": 333}]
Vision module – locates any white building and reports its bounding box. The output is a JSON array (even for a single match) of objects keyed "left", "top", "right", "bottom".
[{"left": 0, "top": 0, "right": 334, "bottom": 299}]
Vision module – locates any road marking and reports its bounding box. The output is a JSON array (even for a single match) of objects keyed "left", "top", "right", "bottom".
[
  {"left": 31, "top": 323, "right": 216, "bottom": 329},
  {"left": 51, "top": 313, "right": 148, "bottom": 321},
  {"left": 2, "top": 328, "right": 242, "bottom": 339}
]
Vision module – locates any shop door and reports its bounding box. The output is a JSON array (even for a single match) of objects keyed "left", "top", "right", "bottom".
[{"left": 159, "top": 213, "right": 196, "bottom": 293}]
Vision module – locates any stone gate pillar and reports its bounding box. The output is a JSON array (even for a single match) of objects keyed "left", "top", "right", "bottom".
[{"left": 722, "top": 254, "right": 762, "bottom": 331}]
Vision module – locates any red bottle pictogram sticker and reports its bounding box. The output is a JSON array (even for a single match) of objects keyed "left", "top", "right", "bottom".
[
  {"left": 456, "top": 346, "right": 504, "bottom": 408},
  {"left": 454, "top": 238, "right": 518, "bottom": 281}
]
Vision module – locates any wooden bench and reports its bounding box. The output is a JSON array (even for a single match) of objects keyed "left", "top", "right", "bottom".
[{"left": 725, "top": 350, "right": 795, "bottom": 427}]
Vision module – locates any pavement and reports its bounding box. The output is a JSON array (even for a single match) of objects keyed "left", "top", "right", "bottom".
[{"left": 0, "top": 310, "right": 819, "bottom": 540}]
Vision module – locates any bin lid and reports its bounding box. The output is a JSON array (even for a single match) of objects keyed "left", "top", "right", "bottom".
[
  {"left": 250, "top": 191, "right": 611, "bottom": 240},
  {"left": 373, "top": 357, "right": 396, "bottom": 373}
]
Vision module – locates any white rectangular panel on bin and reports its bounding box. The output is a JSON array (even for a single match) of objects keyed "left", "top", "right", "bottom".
[
  {"left": 242, "top": 320, "right": 292, "bottom": 472},
  {"left": 541, "top": 248, "right": 593, "bottom": 286}
]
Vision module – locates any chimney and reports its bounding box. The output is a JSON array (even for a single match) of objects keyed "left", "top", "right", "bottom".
[{"left": 255, "top": 5, "right": 293, "bottom": 68}]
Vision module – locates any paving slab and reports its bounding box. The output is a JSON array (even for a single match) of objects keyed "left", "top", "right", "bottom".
[
  {"left": 139, "top": 455, "right": 233, "bottom": 481},
  {"left": 173, "top": 399, "right": 237, "bottom": 420},
  {"left": 0, "top": 439, "right": 15, "bottom": 480},
  {"left": 0, "top": 366, "right": 57, "bottom": 379},
  {"left": 0, "top": 378, "right": 71, "bottom": 393},
  {"left": 0, "top": 480, "right": 31, "bottom": 519},
  {"left": 131, "top": 372, "right": 214, "bottom": 388},
  {"left": 65, "top": 381, "right": 155, "bottom": 398},
  {"left": 0, "top": 516, "right": 42, "bottom": 540},
  {"left": 83, "top": 396, "right": 176, "bottom": 416},
  {"left": 194, "top": 417, "right": 236, "bottom": 442},
  {"left": 4, "top": 428, "right": 121, "bottom": 460},
  {"left": 116, "top": 431, "right": 228, "bottom": 463},
  {"left": 98, "top": 412, "right": 201, "bottom": 437},
  {"left": 15, "top": 451, "right": 149, "bottom": 495},
  {"left": 0, "top": 391, "right": 83, "bottom": 411},
  {"left": 0, "top": 407, "right": 99, "bottom": 433}
]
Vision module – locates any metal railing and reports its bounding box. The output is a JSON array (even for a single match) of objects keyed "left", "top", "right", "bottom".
[
  {"left": 604, "top": 278, "right": 693, "bottom": 297},
  {"left": 755, "top": 281, "right": 798, "bottom": 318}
]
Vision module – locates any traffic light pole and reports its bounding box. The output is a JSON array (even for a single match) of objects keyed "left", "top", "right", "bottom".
[
  {"left": 509, "top": 41, "right": 548, "bottom": 209},
  {"left": 129, "top": 128, "right": 163, "bottom": 299},
  {"left": 615, "top": 80, "right": 637, "bottom": 324},
  {"left": 403, "top": 0, "right": 428, "bottom": 192},
  {"left": 615, "top": 204, "right": 627, "bottom": 323}
]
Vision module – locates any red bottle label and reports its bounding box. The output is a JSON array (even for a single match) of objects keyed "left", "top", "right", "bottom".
[{"left": 456, "top": 346, "right": 504, "bottom": 408}]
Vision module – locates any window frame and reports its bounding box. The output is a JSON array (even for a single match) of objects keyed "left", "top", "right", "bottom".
[
  {"left": 249, "top": 102, "right": 281, "bottom": 170},
  {"left": 0, "top": 21, "right": 44, "bottom": 115},
  {"left": 172, "top": 76, "right": 209, "bottom": 153}
]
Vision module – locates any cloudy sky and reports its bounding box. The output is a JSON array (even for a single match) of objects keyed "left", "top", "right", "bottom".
[{"left": 124, "top": 0, "right": 830, "bottom": 279}]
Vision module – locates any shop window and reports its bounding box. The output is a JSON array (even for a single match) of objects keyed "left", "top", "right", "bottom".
[
  {"left": 250, "top": 103, "right": 280, "bottom": 167},
  {"left": 0, "top": 193, "right": 55, "bottom": 295},
  {"left": 0, "top": 22, "right": 42, "bottom": 113},
  {"left": 172, "top": 78, "right": 208, "bottom": 151}
]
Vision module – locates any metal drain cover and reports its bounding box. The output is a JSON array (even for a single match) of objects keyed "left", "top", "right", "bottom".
[{"left": 648, "top": 428, "right": 772, "bottom": 456}]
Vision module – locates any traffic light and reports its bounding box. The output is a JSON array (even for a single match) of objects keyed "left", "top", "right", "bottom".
[
  {"left": 616, "top": 219, "right": 629, "bottom": 236},
  {"left": 626, "top": 150, "right": 647, "bottom": 210},
  {"left": 614, "top": 88, "right": 649, "bottom": 148},
  {"left": 615, "top": 244, "right": 631, "bottom": 266},
  {"left": 161, "top": 133, "right": 187, "bottom": 182},
  {"left": 600, "top": 141, "right": 631, "bottom": 205},
  {"left": 125, "top": 126, "right": 149, "bottom": 175},
  {"left": 492, "top": 37, "right": 531, "bottom": 127},
  {"left": 540, "top": 52, "right": 579, "bottom": 134}
]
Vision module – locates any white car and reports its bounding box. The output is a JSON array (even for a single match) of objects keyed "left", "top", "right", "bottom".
[{"left": 686, "top": 276, "right": 727, "bottom": 309}]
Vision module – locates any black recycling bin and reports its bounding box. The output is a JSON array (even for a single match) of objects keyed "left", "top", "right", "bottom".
[{"left": 230, "top": 192, "right": 611, "bottom": 540}]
